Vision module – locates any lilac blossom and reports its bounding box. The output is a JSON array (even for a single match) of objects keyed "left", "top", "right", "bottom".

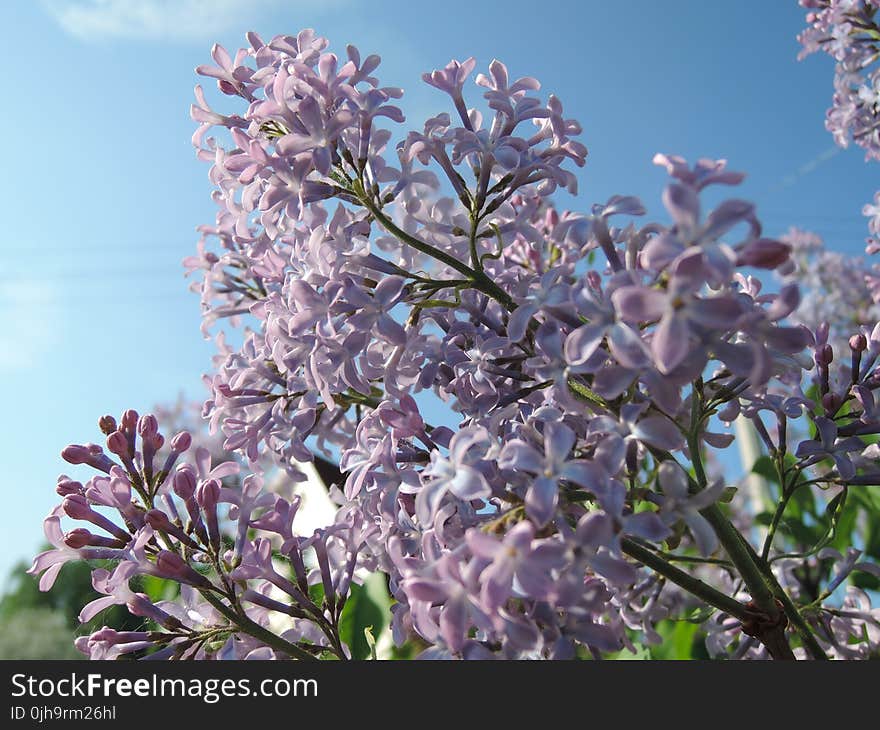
[{"left": 30, "top": 23, "right": 880, "bottom": 662}]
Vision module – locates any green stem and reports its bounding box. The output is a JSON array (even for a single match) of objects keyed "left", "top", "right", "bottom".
[
  {"left": 358, "top": 190, "right": 514, "bottom": 311},
  {"left": 686, "top": 394, "right": 796, "bottom": 659},
  {"left": 760, "top": 492, "right": 791, "bottom": 562},
  {"left": 700, "top": 505, "right": 779, "bottom": 613},
  {"left": 734, "top": 533, "right": 830, "bottom": 661},
  {"left": 468, "top": 214, "right": 482, "bottom": 272},
  {"left": 620, "top": 538, "right": 751, "bottom": 622},
  {"left": 626, "top": 540, "right": 734, "bottom": 568},
  {"left": 199, "top": 590, "right": 319, "bottom": 661}
]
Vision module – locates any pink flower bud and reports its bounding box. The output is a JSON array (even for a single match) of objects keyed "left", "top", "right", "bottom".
[
  {"left": 850, "top": 333, "right": 868, "bottom": 352},
  {"left": 155, "top": 551, "right": 211, "bottom": 588},
  {"left": 138, "top": 414, "right": 158, "bottom": 438},
  {"left": 171, "top": 431, "right": 192, "bottom": 453},
  {"left": 145, "top": 509, "right": 173, "bottom": 531},
  {"left": 92, "top": 628, "right": 152, "bottom": 646},
  {"left": 62, "top": 494, "right": 130, "bottom": 541},
  {"left": 127, "top": 594, "right": 181, "bottom": 629},
  {"left": 737, "top": 238, "right": 791, "bottom": 269},
  {"left": 62, "top": 494, "right": 94, "bottom": 520},
  {"left": 61, "top": 443, "right": 113, "bottom": 473},
  {"left": 63, "top": 528, "right": 96, "bottom": 548},
  {"left": 106, "top": 431, "right": 128, "bottom": 457},
  {"left": 121, "top": 409, "right": 139, "bottom": 431},
  {"left": 198, "top": 479, "right": 222, "bottom": 549},
  {"left": 197, "top": 478, "right": 221, "bottom": 509},
  {"left": 98, "top": 415, "right": 117, "bottom": 435},
  {"left": 172, "top": 466, "right": 197, "bottom": 499},
  {"left": 61, "top": 445, "right": 92, "bottom": 465},
  {"left": 816, "top": 344, "right": 834, "bottom": 366},
  {"left": 822, "top": 393, "right": 841, "bottom": 413},
  {"left": 64, "top": 528, "right": 122, "bottom": 549},
  {"left": 56, "top": 477, "right": 83, "bottom": 497}
]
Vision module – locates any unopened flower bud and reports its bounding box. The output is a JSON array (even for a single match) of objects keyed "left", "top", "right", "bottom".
[
  {"left": 93, "top": 628, "right": 151, "bottom": 645},
  {"left": 63, "top": 528, "right": 96, "bottom": 548},
  {"left": 196, "top": 478, "right": 221, "bottom": 509},
  {"left": 127, "top": 593, "right": 182, "bottom": 629},
  {"left": 61, "top": 443, "right": 114, "bottom": 473},
  {"left": 60, "top": 444, "right": 94, "bottom": 464},
  {"left": 145, "top": 509, "right": 173, "bottom": 532},
  {"left": 106, "top": 431, "right": 128, "bottom": 457},
  {"left": 62, "top": 494, "right": 130, "bottom": 541},
  {"left": 62, "top": 494, "right": 95, "bottom": 520},
  {"left": 198, "top": 479, "right": 222, "bottom": 549},
  {"left": 155, "top": 550, "right": 212, "bottom": 588},
  {"left": 822, "top": 393, "right": 841, "bottom": 413},
  {"left": 138, "top": 414, "right": 158, "bottom": 438},
  {"left": 121, "top": 409, "right": 139, "bottom": 431},
  {"left": 98, "top": 415, "right": 117, "bottom": 435},
  {"left": 63, "top": 528, "right": 122, "bottom": 549},
  {"left": 850, "top": 333, "right": 868, "bottom": 352},
  {"left": 55, "top": 477, "right": 83, "bottom": 497},
  {"left": 172, "top": 466, "right": 197, "bottom": 499},
  {"left": 171, "top": 431, "right": 192, "bottom": 453},
  {"left": 737, "top": 238, "right": 791, "bottom": 269},
  {"left": 816, "top": 344, "right": 833, "bottom": 366}
]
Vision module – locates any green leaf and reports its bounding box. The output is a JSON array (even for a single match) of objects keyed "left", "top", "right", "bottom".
[
  {"left": 608, "top": 643, "right": 652, "bottom": 660},
  {"left": 788, "top": 484, "right": 817, "bottom": 519},
  {"left": 650, "top": 620, "right": 702, "bottom": 660},
  {"left": 140, "top": 575, "right": 178, "bottom": 602},
  {"left": 830, "top": 494, "right": 858, "bottom": 552},
  {"left": 338, "top": 572, "right": 391, "bottom": 660},
  {"left": 308, "top": 582, "right": 325, "bottom": 607},
  {"left": 751, "top": 455, "right": 779, "bottom": 485},
  {"left": 719, "top": 486, "right": 738, "bottom": 504}
]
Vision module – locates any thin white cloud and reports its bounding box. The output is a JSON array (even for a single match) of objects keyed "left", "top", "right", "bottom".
[
  {"left": 41, "top": 0, "right": 324, "bottom": 42},
  {"left": 771, "top": 144, "right": 841, "bottom": 193},
  {"left": 0, "top": 280, "right": 58, "bottom": 372}
]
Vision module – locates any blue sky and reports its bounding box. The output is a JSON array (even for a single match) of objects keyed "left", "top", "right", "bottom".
[{"left": 0, "top": 0, "right": 876, "bottom": 584}]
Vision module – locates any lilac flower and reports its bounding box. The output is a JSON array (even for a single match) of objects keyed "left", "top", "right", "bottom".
[
  {"left": 589, "top": 402, "right": 685, "bottom": 453},
  {"left": 28, "top": 509, "right": 88, "bottom": 591},
  {"left": 415, "top": 427, "right": 493, "bottom": 525},
  {"left": 798, "top": 1, "right": 880, "bottom": 161},
  {"left": 35, "top": 22, "right": 880, "bottom": 662},
  {"left": 795, "top": 417, "right": 865, "bottom": 479},
  {"left": 467, "top": 522, "right": 566, "bottom": 612},
  {"left": 498, "top": 421, "right": 607, "bottom": 526},
  {"left": 656, "top": 462, "right": 725, "bottom": 556},
  {"left": 402, "top": 552, "right": 490, "bottom": 654},
  {"left": 612, "top": 276, "right": 743, "bottom": 373},
  {"left": 422, "top": 58, "right": 477, "bottom": 127},
  {"left": 652, "top": 154, "right": 745, "bottom": 189},
  {"left": 565, "top": 281, "right": 652, "bottom": 371}
]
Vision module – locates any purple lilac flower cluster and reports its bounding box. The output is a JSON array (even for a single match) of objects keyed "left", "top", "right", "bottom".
[
  {"left": 31, "top": 409, "right": 375, "bottom": 659},
  {"left": 779, "top": 227, "right": 880, "bottom": 349},
  {"left": 32, "top": 27, "right": 880, "bottom": 660},
  {"left": 798, "top": 1, "right": 880, "bottom": 161},
  {"left": 798, "top": 2, "right": 880, "bottom": 264}
]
